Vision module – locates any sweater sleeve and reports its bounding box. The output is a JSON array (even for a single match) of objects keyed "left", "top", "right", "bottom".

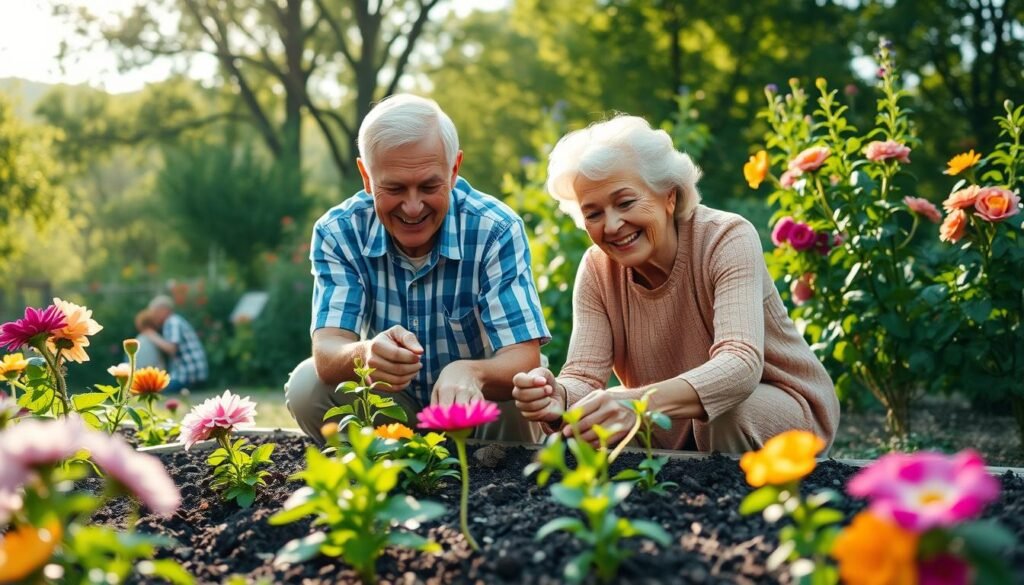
[
  {"left": 678, "top": 219, "right": 765, "bottom": 421},
  {"left": 557, "top": 249, "right": 614, "bottom": 407}
]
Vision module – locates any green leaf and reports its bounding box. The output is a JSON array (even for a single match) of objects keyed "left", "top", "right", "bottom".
[
  {"left": 651, "top": 412, "right": 671, "bottom": 430},
  {"left": 125, "top": 406, "right": 145, "bottom": 429},
  {"left": 138, "top": 558, "right": 195, "bottom": 585},
  {"left": 378, "top": 405, "right": 408, "bottom": 422},
  {"left": 381, "top": 495, "right": 445, "bottom": 523},
  {"left": 809, "top": 507, "right": 844, "bottom": 529},
  {"left": 323, "top": 404, "right": 354, "bottom": 419},
  {"left": 564, "top": 551, "right": 595, "bottom": 584},
  {"left": 551, "top": 484, "right": 585, "bottom": 508},
  {"left": 536, "top": 517, "right": 585, "bottom": 540},
  {"left": 387, "top": 531, "right": 437, "bottom": 551},
  {"left": 739, "top": 485, "right": 781, "bottom": 516},
  {"left": 274, "top": 532, "right": 327, "bottom": 566},
  {"left": 72, "top": 391, "right": 110, "bottom": 411},
  {"left": 235, "top": 487, "right": 256, "bottom": 508},
  {"left": 628, "top": 519, "right": 671, "bottom": 545},
  {"left": 954, "top": 520, "right": 1016, "bottom": 555}
]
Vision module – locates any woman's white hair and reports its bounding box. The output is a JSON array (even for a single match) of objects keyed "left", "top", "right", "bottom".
[
  {"left": 357, "top": 94, "right": 460, "bottom": 169},
  {"left": 546, "top": 115, "right": 702, "bottom": 228}
]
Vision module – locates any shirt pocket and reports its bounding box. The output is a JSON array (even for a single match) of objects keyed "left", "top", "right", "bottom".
[{"left": 444, "top": 304, "right": 487, "bottom": 359}]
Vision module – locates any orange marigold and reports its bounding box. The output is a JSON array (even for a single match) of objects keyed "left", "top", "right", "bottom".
[
  {"left": 944, "top": 149, "right": 982, "bottom": 176},
  {"left": 375, "top": 423, "right": 414, "bottom": 440},
  {"left": 739, "top": 429, "right": 824, "bottom": 487},
  {"left": 131, "top": 367, "right": 171, "bottom": 395},
  {"left": 832, "top": 512, "right": 918, "bottom": 585},
  {"left": 0, "top": 520, "right": 62, "bottom": 583}
]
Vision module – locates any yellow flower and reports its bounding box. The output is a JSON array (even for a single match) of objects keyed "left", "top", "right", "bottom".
[
  {"left": 131, "top": 367, "right": 170, "bottom": 395},
  {"left": 832, "top": 512, "right": 918, "bottom": 585},
  {"left": 739, "top": 429, "right": 824, "bottom": 487},
  {"left": 0, "top": 520, "right": 62, "bottom": 583},
  {"left": 46, "top": 297, "right": 103, "bottom": 363},
  {"left": 944, "top": 149, "right": 982, "bottom": 175},
  {"left": 0, "top": 353, "right": 28, "bottom": 379},
  {"left": 743, "top": 150, "right": 769, "bottom": 189},
  {"left": 375, "top": 423, "right": 414, "bottom": 440}
]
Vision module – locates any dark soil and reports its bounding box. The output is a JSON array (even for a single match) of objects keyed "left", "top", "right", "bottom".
[{"left": 97, "top": 435, "right": 1024, "bottom": 585}]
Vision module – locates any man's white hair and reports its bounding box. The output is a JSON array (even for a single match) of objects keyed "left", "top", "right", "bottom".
[
  {"left": 357, "top": 94, "right": 460, "bottom": 169},
  {"left": 546, "top": 115, "right": 702, "bottom": 228},
  {"left": 148, "top": 295, "right": 175, "bottom": 311}
]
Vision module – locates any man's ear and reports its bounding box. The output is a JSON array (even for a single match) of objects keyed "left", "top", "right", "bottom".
[
  {"left": 356, "top": 158, "right": 373, "bottom": 194},
  {"left": 450, "top": 150, "right": 464, "bottom": 183}
]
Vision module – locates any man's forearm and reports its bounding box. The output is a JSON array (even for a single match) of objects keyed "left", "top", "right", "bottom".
[
  {"left": 312, "top": 334, "right": 366, "bottom": 386},
  {"left": 145, "top": 331, "right": 178, "bottom": 357},
  {"left": 472, "top": 341, "right": 542, "bottom": 401}
]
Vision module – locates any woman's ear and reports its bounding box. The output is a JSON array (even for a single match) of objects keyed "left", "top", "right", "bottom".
[{"left": 666, "top": 187, "right": 678, "bottom": 215}]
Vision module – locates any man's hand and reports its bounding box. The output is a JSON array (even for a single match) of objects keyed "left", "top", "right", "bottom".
[
  {"left": 431, "top": 360, "right": 485, "bottom": 406},
  {"left": 511, "top": 367, "right": 564, "bottom": 424},
  {"left": 364, "top": 325, "right": 423, "bottom": 391},
  {"left": 562, "top": 390, "right": 635, "bottom": 447}
]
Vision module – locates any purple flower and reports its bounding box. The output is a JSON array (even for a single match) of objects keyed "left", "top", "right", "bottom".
[
  {"left": 0, "top": 306, "right": 67, "bottom": 351},
  {"left": 788, "top": 222, "right": 818, "bottom": 251},
  {"left": 765, "top": 83, "right": 779, "bottom": 94}
]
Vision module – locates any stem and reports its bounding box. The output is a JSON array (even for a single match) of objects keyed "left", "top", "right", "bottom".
[
  {"left": 608, "top": 412, "right": 644, "bottom": 465},
  {"left": 814, "top": 176, "right": 838, "bottom": 228},
  {"left": 454, "top": 437, "right": 479, "bottom": 551},
  {"left": 36, "top": 343, "right": 71, "bottom": 415},
  {"left": 897, "top": 215, "right": 919, "bottom": 250}
]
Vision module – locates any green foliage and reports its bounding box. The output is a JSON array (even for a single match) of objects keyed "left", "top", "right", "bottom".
[
  {"left": 269, "top": 426, "right": 443, "bottom": 584},
  {"left": 394, "top": 432, "right": 460, "bottom": 495},
  {"left": 611, "top": 389, "right": 678, "bottom": 495},
  {"left": 323, "top": 358, "right": 408, "bottom": 431},
  {"left": 206, "top": 436, "right": 275, "bottom": 509}
]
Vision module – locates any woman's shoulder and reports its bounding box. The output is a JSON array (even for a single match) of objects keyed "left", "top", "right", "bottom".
[
  {"left": 685, "top": 206, "right": 763, "bottom": 260},
  {"left": 689, "top": 205, "right": 757, "bottom": 234}
]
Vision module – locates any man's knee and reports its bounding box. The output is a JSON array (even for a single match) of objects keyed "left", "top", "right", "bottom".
[{"left": 284, "top": 357, "right": 334, "bottom": 428}]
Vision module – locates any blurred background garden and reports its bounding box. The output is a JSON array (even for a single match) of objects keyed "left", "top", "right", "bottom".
[{"left": 1, "top": 0, "right": 1022, "bottom": 462}]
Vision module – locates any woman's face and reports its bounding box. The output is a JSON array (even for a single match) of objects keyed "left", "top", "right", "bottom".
[{"left": 573, "top": 169, "right": 676, "bottom": 269}]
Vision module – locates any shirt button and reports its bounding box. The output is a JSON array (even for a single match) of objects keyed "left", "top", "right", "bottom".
[{"left": 412, "top": 318, "right": 419, "bottom": 328}]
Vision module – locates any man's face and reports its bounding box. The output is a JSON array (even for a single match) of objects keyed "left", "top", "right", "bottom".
[
  {"left": 358, "top": 139, "right": 462, "bottom": 258},
  {"left": 150, "top": 306, "right": 172, "bottom": 327}
]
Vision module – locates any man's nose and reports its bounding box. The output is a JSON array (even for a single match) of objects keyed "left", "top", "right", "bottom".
[{"left": 402, "top": 194, "right": 425, "bottom": 216}]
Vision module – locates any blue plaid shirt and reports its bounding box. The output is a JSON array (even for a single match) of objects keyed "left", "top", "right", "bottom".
[
  {"left": 310, "top": 177, "right": 550, "bottom": 405},
  {"left": 162, "top": 313, "right": 208, "bottom": 385}
]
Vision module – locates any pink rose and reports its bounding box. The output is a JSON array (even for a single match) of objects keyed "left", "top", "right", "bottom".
[
  {"left": 903, "top": 196, "right": 942, "bottom": 224},
  {"left": 940, "top": 209, "right": 967, "bottom": 243},
  {"left": 813, "top": 232, "right": 836, "bottom": 255},
  {"left": 974, "top": 187, "right": 1020, "bottom": 222},
  {"left": 943, "top": 185, "right": 979, "bottom": 211},
  {"left": 771, "top": 216, "right": 796, "bottom": 246},
  {"left": 790, "top": 273, "right": 815, "bottom": 305},
  {"left": 788, "top": 146, "right": 830, "bottom": 173},
  {"left": 788, "top": 222, "right": 817, "bottom": 251},
  {"left": 864, "top": 140, "right": 911, "bottom": 164}
]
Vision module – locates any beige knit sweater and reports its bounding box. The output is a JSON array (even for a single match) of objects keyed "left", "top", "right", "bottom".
[{"left": 557, "top": 205, "right": 840, "bottom": 450}]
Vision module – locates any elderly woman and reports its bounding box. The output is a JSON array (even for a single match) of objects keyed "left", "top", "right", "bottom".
[{"left": 512, "top": 116, "right": 840, "bottom": 452}]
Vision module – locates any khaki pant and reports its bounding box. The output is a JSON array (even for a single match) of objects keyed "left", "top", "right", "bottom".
[{"left": 284, "top": 357, "right": 543, "bottom": 445}]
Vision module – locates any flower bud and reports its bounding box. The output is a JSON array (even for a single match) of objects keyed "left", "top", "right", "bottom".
[
  {"left": 321, "top": 422, "right": 339, "bottom": 440},
  {"left": 815, "top": 77, "right": 827, "bottom": 91},
  {"left": 124, "top": 338, "right": 140, "bottom": 357},
  {"left": 165, "top": 399, "right": 181, "bottom": 414}
]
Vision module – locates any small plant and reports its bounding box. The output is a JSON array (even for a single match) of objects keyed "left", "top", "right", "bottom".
[
  {"left": 180, "top": 390, "right": 273, "bottom": 508},
  {"left": 739, "top": 430, "right": 842, "bottom": 584},
  {"left": 526, "top": 408, "right": 671, "bottom": 584},
  {"left": 394, "top": 431, "right": 460, "bottom": 495},
  {"left": 270, "top": 424, "right": 443, "bottom": 585},
  {"left": 324, "top": 358, "right": 408, "bottom": 431},
  {"left": 611, "top": 389, "right": 678, "bottom": 495}
]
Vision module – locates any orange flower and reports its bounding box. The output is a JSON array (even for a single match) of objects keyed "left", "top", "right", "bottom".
[
  {"left": 939, "top": 209, "right": 967, "bottom": 244},
  {"left": 832, "top": 512, "right": 918, "bottom": 585},
  {"left": 943, "top": 185, "right": 979, "bottom": 211},
  {"left": 131, "top": 367, "right": 171, "bottom": 395},
  {"left": 743, "top": 150, "right": 769, "bottom": 189},
  {"left": 0, "top": 353, "right": 28, "bottom": 379},
  {"left": 0, "top": 520, "right": 62, "bottom": 583},
  {"left": 788, "top": 146, "right": 830, "bottom": 173},
  {"left": 46, "top": 298, "right": 103, "bottom": 363},
  {"left": 944, "top": 149, "right": 982, "bottom": 176},
  {"left": 739, "top": 429, "right": 824, "bottom": 487},
  {"left": 375, "top": 423, "right": 414, "bottom": 440}
]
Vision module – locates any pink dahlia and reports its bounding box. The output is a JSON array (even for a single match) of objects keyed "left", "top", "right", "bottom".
[
  {"left": 180, "top": 390, "right": 257, "bottom": 449},
  {"left": 771, "top": 216, "right": 796, "bottom": 247},
  {"left": 788, "top": 222, "right": 818, "bottom": 251},
  {"left": 418, "top": 400, "right": 501, "bottom": 433},
  {"left": 865, "top": 140, "right": 912, "bottom": 164},
  {"left": 904, "top": 196, "right": 942, "bottom": 224},
  {"left": 0, "top": 305, "right": 67, "bottom": 351},
  {"left": 847, "top": 450, "right": 1000, "bottom": 532},
  {"left": 84, "top": 433, "right": 181, "bottom": 515}
]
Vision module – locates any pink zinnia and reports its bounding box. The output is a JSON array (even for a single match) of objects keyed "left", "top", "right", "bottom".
[
  {"left": 771, "top": 216, "right": 796, "bottom": 247},
  {"left": 846, "top": 450, "right": 1000, "bottom": 532},
  {"left": 180, "top": 390, "right": 257, "bottom": 449},
  {"left": 0, "top": 305, "right": 67, "bottom": 351},
  {"left": 84, "top": 433, "right": 181, "bottom": 515},
  {"left": 417, "top": 400, "right": 501, "bottom": 433},
  {"left": 788, "top": 146, "right": 830, "bottom": 173},
  {"left": 904, "top": 196, "right": 942, "bottom": 224},
  {"left": 865, "top": 140, "right": 912, "bottom": 164},
  {"left": 919, "top": 554, "right": 971, "bottom": 585},
  {"left": 788, "top": 222, "right": 817, "bottom": 251}
]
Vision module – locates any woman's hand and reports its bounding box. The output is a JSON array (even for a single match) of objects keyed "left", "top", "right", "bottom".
[
  {"left": 512, "top": 367, "right": 564, "bottom": 423},
  {"left": 562, "top": 389, "right": 635, "bottom": 447}
]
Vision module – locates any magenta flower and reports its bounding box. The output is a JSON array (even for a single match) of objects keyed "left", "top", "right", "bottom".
[
  {"left": 846, "top": 450, "right": 1000, "bottom": 532},
  {"left": 919, "top": 554, "right": 971, "bottom": 585},
  {"left": 0, "top": 305, "right": 67, "bottom": 351},
  {"left": 180, "top": 390, "right": 257, "bottom": 449},
  {"left": 417, "top": 400, "right": 501, "bottom": 433},
  {"left": 788, "top": 222, "right": 818, "bottom": 251},
  {"left": 771, "top": 216, "right": 796, "bottom": 247},
  {"left": 85, "top": 433, "right": 181, "bottom": 515}
]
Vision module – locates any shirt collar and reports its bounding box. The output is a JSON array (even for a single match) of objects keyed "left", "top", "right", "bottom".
[{"left": 361, "top": 186, "right": 463, "bottom": 261}]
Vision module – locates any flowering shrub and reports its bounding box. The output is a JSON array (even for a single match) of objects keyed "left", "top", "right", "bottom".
[
  {"left": 834, "top": 450, "right": 1014, "bottom": 584},
  {"left": 610, "top": 389, "right": 678, "bottom": 495},
  {"left": 738, "top": 430, "right": 843, "bottom": 583},
  {"left": 526, "top": 408, "right": 670, "bottom": 584},
  {"left": 417, "top": 400, "right": 500, "bottom": 551},
  {"left": 180, "top": 390, "right": 273, "bottom": 508},
  {"left": 324, "top": 358, "right": 408, "bottom": 431},
  {"left": 269, "top": 424, "right": 443, "bottom": 584}
]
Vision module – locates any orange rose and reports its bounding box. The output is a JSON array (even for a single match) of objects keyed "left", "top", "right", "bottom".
[
  {"left": 942, "top": 185, "right": 979, "bottom": 211},
  {"left": 739, "top": 429, "right": 825, "bottom": 487},
  {"left": 939, "top": 209, "right": 967, "bottom": 243},
  {"left": 375, "top": 423, "right": 414, "bottom": 440},
  {"left": 832, "top": 512, "right": 918, "bottom": 585},
  {"left": 744, "top": 150, "right": 769, "bottom": 189},
  {"left": 787, "top": 146, "right": 830, "bottom": 173},
  {"left": 974, "top": 187, "right": 1021, "bottom": 222},
  {"left": 0, "top": 520, "right": 62, "bottom": 583}
]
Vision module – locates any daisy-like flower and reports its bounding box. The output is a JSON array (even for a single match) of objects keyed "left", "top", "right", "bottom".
[
  {"left": 0, "top": 305, "right": 67, "bottom": 351},
  {"left": 375, "top": 422, "right": 414, "bottom": 440},
  {"left": 180, "top": 390, "right": 257, "bottom": 450},
  {"left": 0, "top": 519, "right": 62, "bottom": 583},
  {"left": 46, "top": 297, "right": 103, "bottom": 363},
  {"left": 0, "top": 353, "right": 29, "bottom": 379},
  {"left": 131, "top": 367, "right": 170, "bottom": 395},
  {"left": 84, "top": 433, "right": 181, "bottom": 515},
  {"left": 903, "top": 196, "right": 942, "bottom": 223},
  {"left": 944, "top": 149, "right": 982, "bottom": 176},
  {"left": 0, "top": 415, "right": 87, "bottom": 471},
  {"left": 107, "top": 362, "right": 131, "bottom": 383},
  {"left": 739, "top": 429, "right": 825, "bottom": 487}
]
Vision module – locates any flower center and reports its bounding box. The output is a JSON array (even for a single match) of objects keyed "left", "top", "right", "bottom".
[{"left": 917, "top": 490, "right": 946, "bottom": 506}]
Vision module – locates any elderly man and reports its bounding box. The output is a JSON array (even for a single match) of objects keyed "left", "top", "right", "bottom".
[
  {"left": 285, "top": 94, "right": 550, "bottom": 444},
  {"left": 141, "top": 295, "right": 209, "bottom": 393}
]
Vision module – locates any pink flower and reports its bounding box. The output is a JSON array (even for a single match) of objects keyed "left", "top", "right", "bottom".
[
  {"left": 0, "top": 306, "right": 67, "bottom": 351},
  {"left": 779, "top": 169, "right": 802, "bottom": 188},
  {"left": 84, "top": 433, "right": 180, "bottom": 515},
  {"left": 904, "top": 196, "right": 942, "bottom": 224},
  {"left": 0, "top": 488, "right": 22, "bottom": 526},
  {"left": 180, "top": 390, "right": 257, "bottom": 450},
  {"left": 165, "top": 398, "right": 181, "bottom": 414},
  {"left": 940, "top": 209, "right": 967, "bottom": 244},
  {"left": 791, "top": 273, "right": 815, "bottom": 305},
  {"left": 919, "top": 554, "right": 971, "bottom": 585},
  {"left": 788, "top": 146, "right": 830, "bottom": 173},
  {"left": 846, "top": 450, "right": 1000, "bottom": 532},
  {"left": 813, "top": 232, "right": 837, "bottom": 255},
  {"left": 865, "top": 140, "right": 912, "bottom": 164},
  {"left": 788, "top": 222, "right": 817, "bottom": 251},
  {"left": 417, "top": 400, "right": 501, "bottom": 433},
  {"left": 943, "top": 185, "right": 980, "bottom": 211},
  {"left": 973, "top": 187, "right": 1020, "bottom": 222},
  {"left": 771, "top": 216, "right": 796, "bottom": 246},
  {"left": 0, "top": 416, "right": 87, "bottom": 471}
]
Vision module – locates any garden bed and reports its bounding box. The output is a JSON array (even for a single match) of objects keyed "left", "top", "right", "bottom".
[{"left": 99, "top": 433, "right": 1024, "bottom": 584}]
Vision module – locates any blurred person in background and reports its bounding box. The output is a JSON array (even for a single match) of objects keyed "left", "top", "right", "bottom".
[{"left": 141, "top": 295, "right": 208, "bottom": 393}]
